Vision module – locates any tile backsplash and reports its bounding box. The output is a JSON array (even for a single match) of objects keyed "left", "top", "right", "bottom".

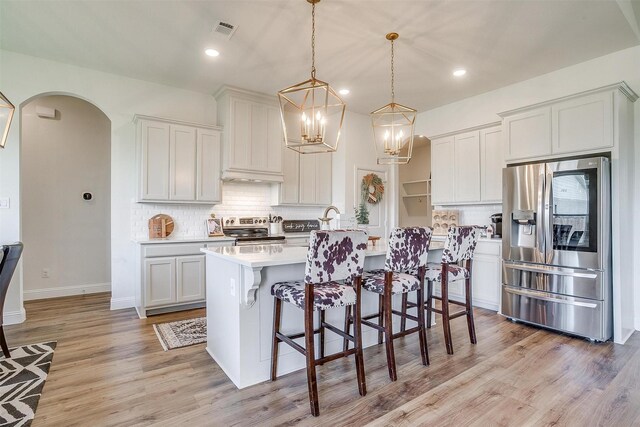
[
  {"left": 131, "top": 182, "right": 325, "bottom": 239},
  {"left": 435, "top": 204, "right": 502, "bottom": 228}
]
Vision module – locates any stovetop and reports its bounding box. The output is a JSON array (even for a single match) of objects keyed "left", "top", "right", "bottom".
[{"left": 222, "top": 216, "right": 285, "bottom": 243}]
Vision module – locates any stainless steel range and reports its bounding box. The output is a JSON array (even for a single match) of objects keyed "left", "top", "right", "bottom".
[{"left": 223, "top": 216, "right": 285, "bottom": 246}]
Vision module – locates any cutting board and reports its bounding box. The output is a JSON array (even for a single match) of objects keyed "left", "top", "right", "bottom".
[{"left": 148, "top": 214, "right": 175, "bottom": 239}]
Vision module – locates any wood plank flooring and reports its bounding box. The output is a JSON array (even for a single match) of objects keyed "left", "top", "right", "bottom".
[{"left": 4, "top": 293, "right": 639, "bottom": 426}]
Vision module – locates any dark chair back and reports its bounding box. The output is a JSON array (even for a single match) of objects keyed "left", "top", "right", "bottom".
[{"left": 0, "top": 243, "right": 24, "bottom": 326}]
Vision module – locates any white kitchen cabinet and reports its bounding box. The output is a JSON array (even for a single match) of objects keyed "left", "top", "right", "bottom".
[
  {"left": 136, "top": 239, "right": 234, "bottom": 318},
  {"left": 140, "top": 120, "right": 170, "bottom": 200},
  {"left": 274, "top": 151, "right": 332, "bottom": 206},
  {"left": 144, "top": 257, "right": 176, "bottom": 308},
  {"left": 135, "top": 115, "right": 222, "bottom": 204},
  {"left": 215, "top": 86, "right": 284, "bottom": 182},
  {"left": 480, "top": 126, "right": 503, "bottom": 202},
  {"left": 453, "top": 131, "right": 480, "bottom": 203},
  {"left": 430, "top": 136, "right": 455, "bottom": 205},
  {"left": 500, "top": 84, "right": 624, "bottom": 162}
]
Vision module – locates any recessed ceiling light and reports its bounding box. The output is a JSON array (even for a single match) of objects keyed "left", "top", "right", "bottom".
[
  {"left": 339, "top": 89, "right": 350, "bottom": 95},
  {"left": 205, "top": 48, "right": 220, "bottom": 57},
  {"left": 453, "top": 69, "right": 466, "bottom": 77}
]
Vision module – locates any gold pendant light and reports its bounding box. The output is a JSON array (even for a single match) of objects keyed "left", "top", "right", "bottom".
[
  {"left": 0, "top": 91, "right": 15, "bottom": 149},
  {"left": 277, "top": 0, "right": 345, "bottom": 154},
  {"left": 371, "top": 33, "right": 416, "bottom": 165}
]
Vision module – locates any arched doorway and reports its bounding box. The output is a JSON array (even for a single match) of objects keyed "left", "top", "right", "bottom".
[{"left": 20, "top": 94, "right": 111, "bottom": 301}]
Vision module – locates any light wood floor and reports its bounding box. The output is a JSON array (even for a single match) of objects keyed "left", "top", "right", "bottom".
[{"left": 5, "top": 293, "right": 639, "bottom": 426}]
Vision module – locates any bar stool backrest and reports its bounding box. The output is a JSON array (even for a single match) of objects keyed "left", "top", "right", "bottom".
[
  {"left": 441, "top": 226, "right": 479, "bottom": 264},
  {"left": 304, "top": 230, "right": 369, "bottom": 284},
  {"left": 0, "top": 243, "right": 24, "bottom": 327},
  {"left": 385, "top": 227, "right": 432, "bottom": 273}
]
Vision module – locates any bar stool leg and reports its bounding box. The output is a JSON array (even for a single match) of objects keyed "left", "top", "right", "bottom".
[
  {"left": 270, "top": 298, "right": 282, "bottom": 381},
  {"left": 343, "top": 305, "right": 352, "bottom": 352},
  {"left": 441, "top": 271, "right": 454, "bottom": 355},
  {"left": 416, "top": 283, "right": 429, "bottom": 366},
  {"left": 400, "top": 293, "right": 408, "bottom": 332},
  {"left": 352, "top": 277, "right": 367, "bottom": 396},
  {"left": 304, "top": 286, "right": 319, "bottom": 416},
  {"left": 377, "top": 294, "right": 384, "bottom": 345},
  {"left": 319, "top": 310, "right": 326, "bottom": 359},
  {"left": 383, "top": 272, "right": 397, "bottom": 381},
  {"left": 465, "top": 273, "right": 477, "bottom": 345},
  {"left": 426, "top": 280, "right": 433, "bottom": 329}
]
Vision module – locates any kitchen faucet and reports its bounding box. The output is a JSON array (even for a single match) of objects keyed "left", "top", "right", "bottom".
[{"left": 319, "top": 205, "right": 341, "bottom": 230}]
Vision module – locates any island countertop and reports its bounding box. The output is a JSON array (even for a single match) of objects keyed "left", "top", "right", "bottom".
[{"left": 201, "top": 240, "right": 445, "bottom": 268}]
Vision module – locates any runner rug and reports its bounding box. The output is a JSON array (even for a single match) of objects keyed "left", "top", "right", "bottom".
[
  {"left": 0, "top": 341, "right": 57, "bottom": 427},
  {"left": 153, "top": 318, "right": 206, "bottom": 351}
]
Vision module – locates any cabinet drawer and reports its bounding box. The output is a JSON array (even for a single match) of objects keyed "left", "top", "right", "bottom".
[
  {"left": 474, "top": 241, "right": 501, "bottom": 256},
  {"left": 144, "top": 243, "right": 207, "bottom": 258}
]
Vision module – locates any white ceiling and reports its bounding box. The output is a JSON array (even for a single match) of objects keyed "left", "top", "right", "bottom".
[{"left": 1, "top": 0, "right": 639, "bottom": 114}]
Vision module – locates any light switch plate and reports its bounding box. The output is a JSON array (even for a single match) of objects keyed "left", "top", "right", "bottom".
[{"left": 0, "top": 198, "right": 9, "bottom": 209}]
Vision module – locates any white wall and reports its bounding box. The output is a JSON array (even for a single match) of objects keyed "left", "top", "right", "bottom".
[
  {"left": 416, "top": 45, "right": 640, "bottom": 335},
  {"left": 22, "top": 95, "right": 111, "bottom": 300},
  {"left": 0, "top": 49, "right": 217, "bottom": 316}
]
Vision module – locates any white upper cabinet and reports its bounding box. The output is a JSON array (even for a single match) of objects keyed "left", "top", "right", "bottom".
[
  {"left": 552, "top": 90, "right": 613, "bottom": 154},
  {"left": 480, "top": 126, "right": 503, "bottom": 203},
  {"left": 430, "top": 136, "right": 455, "bottom": 205},
  {"left": 275, "top": 150, "right": 332, "bottom": 206},
  {"left": 500, "top": 84, "right": 630, "bottom": 162},
  {"left": 135, "top": 115, "right": 222, "bottom": 204},
  {"left": 453, "top": 131, "right": 480, "bottom": 203},
  {"left": 502, "top": 106, "right": 551, "bottom": 161},
  {"left": 215, "top": 87, "right": 284, "bottom": 182}
]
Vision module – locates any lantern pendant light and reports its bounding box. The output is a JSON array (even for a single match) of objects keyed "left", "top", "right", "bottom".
[
  {"left": 371, "top": 33, "right": 416, "bottom": 165},
  {"left": 277, "top": 0, "right": 345, "bottom": 154},
  {"left": 0, "top": 91, "right": 15, "bottom": 149}
]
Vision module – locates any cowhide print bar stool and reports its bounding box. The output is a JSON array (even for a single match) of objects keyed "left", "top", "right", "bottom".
[
  {"left": 404, "top": 226, "right": 479, "bottom": 355},
  {"left": 270, "top": 230, "right": 369, "bottom": 417},
  {"left": 345, "top": 227, "right": 432, "bottom": 381}
]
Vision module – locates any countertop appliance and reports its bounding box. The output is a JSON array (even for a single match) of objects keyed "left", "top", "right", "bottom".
[
  {"left": 222, "top": 216, "right": 285, "bottom": 246},
  {"left": 490, "top": 213, "right": 502, "bottom": 238},
  {"left": 501, "top": 156, "right": 611, "bottom": 341}
]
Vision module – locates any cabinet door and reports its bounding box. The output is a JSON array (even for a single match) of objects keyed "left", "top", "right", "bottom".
[
  {"left": 266, "top": 106, "right": 283, "bottom": 173},
  {"left": 280, "top": 145, "right": 300, "bottom": 204},
  {"left": 503, "top": 107, "right": 551, "bottom": 161},
  {"left": 140, "top": 120, "right": 170, "bottom": 200},
  {"left": 299, "top": 153, "right": 317, "bottom": 204},
  {"left": 431, "top": 137, "right": 455, "bottom": 205},
  {"left": 315, "top": 152, "right": 332, "bottom": 205},
  {"left": 552, "top": 90, "right": 613, "bottom": 155},
  {"left": 145, "top": 257, "right": 176, "bottom": 307},
  {"left": 229, "top": 97, "right": 251, "bottom": 170},
  {"left": 169, "top": 125, "right": 197, "bottom": 200},
  {"left": 454, "top": 131, "right": 481, "bottom": 203},
  {"left": 480, "top": 126, "right": 503, "bottom": 202},
  {"left": 471, "top": 254, "right": 501, "bottom": 311},
  {"left": 176, "top": 255, "right": 205, "bottom": 303},
  {"left": 249, "top": 103, "right": 269, "bottom": 171},
  {"left": 196, "top": 129, "right": 221, "bottom": 202}
]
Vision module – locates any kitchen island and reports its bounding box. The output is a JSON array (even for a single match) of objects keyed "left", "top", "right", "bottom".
[{"left": 201, "top": 241, "right": 443, "bottom": 388}]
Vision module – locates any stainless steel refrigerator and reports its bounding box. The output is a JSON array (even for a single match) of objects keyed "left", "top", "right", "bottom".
[{"left": 501, "top": 156, "right": 612, "bottom": 341}]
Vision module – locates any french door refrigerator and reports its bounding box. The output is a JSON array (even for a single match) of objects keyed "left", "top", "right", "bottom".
[{"left": 501, "top": 156, "right": 612, "bottom": 341}]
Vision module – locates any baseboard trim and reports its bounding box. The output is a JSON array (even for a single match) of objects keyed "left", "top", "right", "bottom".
[
  {"left": 110, "top": 296, "right": 136, "bottom": 310},
  {"left": 24, "top": 282, "right": 111, "bottom": 301},
  {"left": 4, "top": 308, "right": 26, "bottom": 325}
]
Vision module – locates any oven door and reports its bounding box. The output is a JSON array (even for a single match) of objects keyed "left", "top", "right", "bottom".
[{"left": 234, "top": 237, "right": 286, "bottom": 246}]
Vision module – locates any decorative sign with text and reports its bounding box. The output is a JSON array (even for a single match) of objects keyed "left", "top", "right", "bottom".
[{"left": 282, "top": 220, "right": 320, "bottom": 233}]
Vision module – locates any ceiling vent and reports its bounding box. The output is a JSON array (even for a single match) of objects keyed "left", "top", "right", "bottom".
[{"left": 214, "top": 21, "right": 237, "bottom": 39}]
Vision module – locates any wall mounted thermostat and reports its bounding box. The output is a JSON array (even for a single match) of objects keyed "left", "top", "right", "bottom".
[{"left": 82, "top": 192, "right": 93, "bottom": 201}]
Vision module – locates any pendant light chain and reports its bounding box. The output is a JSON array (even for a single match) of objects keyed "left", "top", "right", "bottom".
[
  {"left": 311, "top": 2, "right": 316, "bottom": 79},
  {"left": 390, "top": 38, "right": 395, "bottom": 104}
]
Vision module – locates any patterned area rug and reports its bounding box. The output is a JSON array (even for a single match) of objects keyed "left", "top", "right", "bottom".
[
  {"left": 0, "top": 341, "right": 57, "bottom": 427},
  {"left": 153, "top": 318, "right": 206, "bottom": 351}
]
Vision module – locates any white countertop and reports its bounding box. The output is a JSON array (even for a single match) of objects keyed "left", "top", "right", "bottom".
[
  {"left": 432, "top": 235, "right": 502, "bottom": 243},
  {"left": 133, "top": 236, "right": 236, "bottom": 245},
  {"left": 201, "top": 240, "right": 445, "bottom": 268}
]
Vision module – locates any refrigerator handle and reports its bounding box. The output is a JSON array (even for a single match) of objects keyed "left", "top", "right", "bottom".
[
  {"left": 536, "top": 166, "right": 546, "bottom": 263},
  {"left": 544, "top": 166, "right": 554, "bottom": 263}
]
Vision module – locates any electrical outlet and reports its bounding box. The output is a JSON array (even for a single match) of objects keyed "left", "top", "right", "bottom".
[
  {"left": 0, "top": 198, "right": 9, "bottom": 209},
  {"left": 41, "top": 268, "right": 50, "bottom": 278},
  {"left": 230, "top": 278, "right": 236, "bottom": 297}
]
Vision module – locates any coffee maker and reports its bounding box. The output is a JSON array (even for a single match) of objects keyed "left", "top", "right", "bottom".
[{"left": 490, "top": 213, "right": 502, "bottom": 238}]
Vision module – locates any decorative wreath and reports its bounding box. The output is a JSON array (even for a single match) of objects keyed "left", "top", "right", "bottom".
[{"left": 361, "top": 173, "right": 384, "bottom": 205}]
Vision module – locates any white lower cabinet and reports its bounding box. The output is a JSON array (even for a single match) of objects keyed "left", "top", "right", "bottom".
[{"left": 137, "top": 240, "right": 233, "bottom": 317}]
